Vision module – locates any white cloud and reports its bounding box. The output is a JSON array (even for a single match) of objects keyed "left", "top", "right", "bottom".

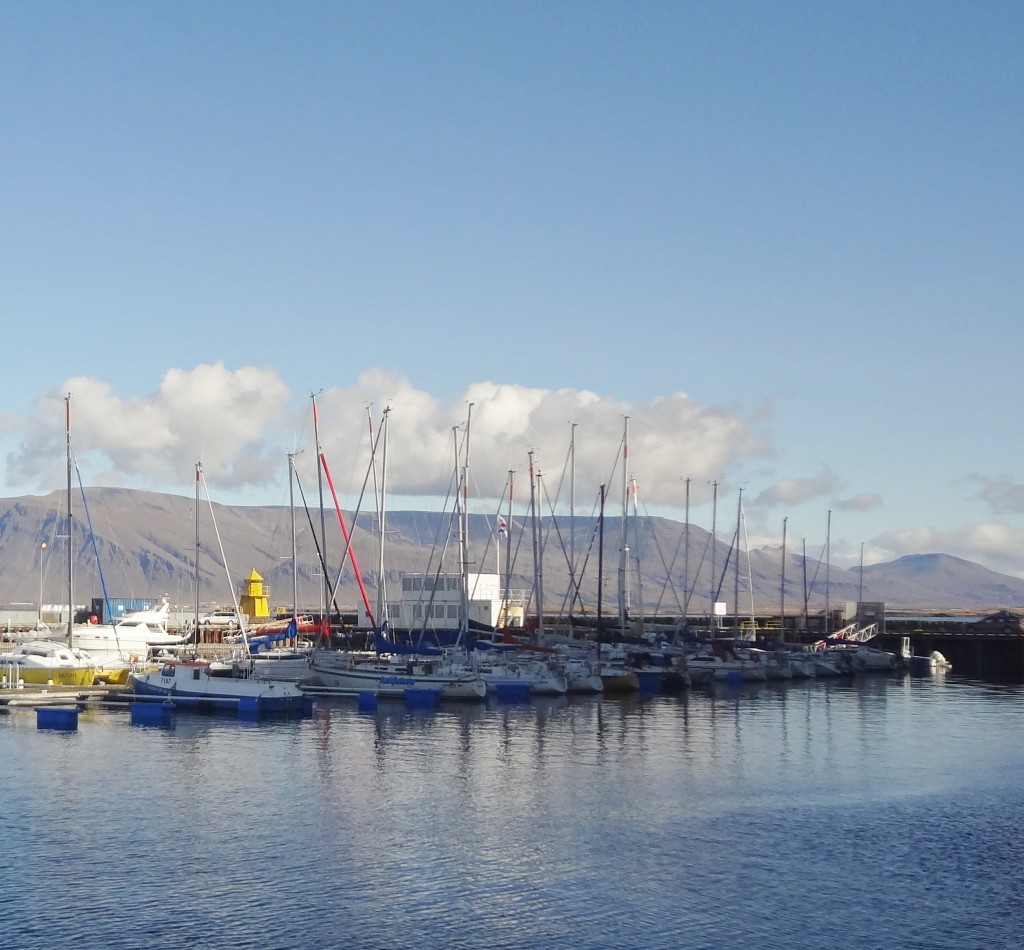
[
  {"left": 835, "top": 492, "right": 882, "bottom": 512},
  {"left": 5, "top": 366, "right": 769, "bottom": 509},
  {"left": 873, "top": 522, "right": 1024, "bottom": 578},
  {"left": 7, "top": 364, "right": 292, "bottom": 493},
  {"left": 974, "top": 476, "right": 1024, "bottom": 515},
  {"left": 753, "top": 470, "right": 838, "bottom": 507}
]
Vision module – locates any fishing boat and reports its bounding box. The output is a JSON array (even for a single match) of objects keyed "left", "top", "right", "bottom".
[
  {"left": 130, "top": 656, "right": 308, "bottom": 711},
  {"left": 0, "top": 640, "right": 97, "bottom": 687},
  {"left": 129, "top": 463, "right": 311, "bottom": 713}
]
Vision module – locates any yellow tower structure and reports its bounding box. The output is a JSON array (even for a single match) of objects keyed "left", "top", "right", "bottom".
[{"left": 239, "top": 569, "right": 271, "bottom": 621}]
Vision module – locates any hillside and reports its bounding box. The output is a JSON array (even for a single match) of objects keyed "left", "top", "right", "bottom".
[{"left": 2, "top": 488, "right": 1023, "bottom": 615}]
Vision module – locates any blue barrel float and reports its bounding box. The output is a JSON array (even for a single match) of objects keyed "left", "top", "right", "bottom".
[
  {"left": 357, "top": 691, "right": 378, "bottom": 712},
  {"left": 36, "top": 706, "right": 79, "bottom": 731},
  {"left": 131, "top": 701, "right": 175, "bottom": 729},
  {"left": 635, "top": 671, "right": 663, "bottom": 695},
  {"left": 405, "top": 688, "right": 441, "bottom": 709},
  {"left": 494, "top": 682, "right": 532, "bottom": 702}
]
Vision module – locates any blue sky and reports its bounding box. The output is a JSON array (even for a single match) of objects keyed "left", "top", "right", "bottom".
[{"left": 2, "top": 2, "right": 1022, "bottom": 575}]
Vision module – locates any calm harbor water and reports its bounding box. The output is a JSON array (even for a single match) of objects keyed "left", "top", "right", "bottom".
[{"left": 2, "top": 674, "right": 1022, "bottom": 949}]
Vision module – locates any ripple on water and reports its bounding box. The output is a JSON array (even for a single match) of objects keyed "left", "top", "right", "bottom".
[{"left": 2, "top": 676, "right": 1023, "bottom": 949}]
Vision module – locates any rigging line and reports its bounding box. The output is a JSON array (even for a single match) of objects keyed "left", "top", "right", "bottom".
[
  {"left": 73, "top": 458, "right": 120, "bottom": 652},
  {"left": 559, "top": 485, "right": 608, "bottom": 623},
  {"left": 742, "top": 505, "right": 756, "bottom": 624},
  {"left": 198, "top": 468, "right": 252, "bottom": 662},
  {"left": 311, "top": 404, "right": 386, "bottom": 629},
  {"left": 545, "top": 484, "right": 602, "bottom": 627},
  {"left": 321, "top": 446, "right": 374, "bottom": 630},
  {"left": 406, "top": 444, "right": 461, "bottom": 643},
  {"left": 506, "top": 501, "right": 529, "bottom": 613},
  {"left": 712, "top": 523, "right": 740, "bottom": 603},
  {"left": 321, "top": 431, "right": 379, "bottom": 629},
  {"left": 638, "top": 497, "right": 685, "bottom": 617},
  {"left": 538, "top": 474, "right": 586, "bottom": 615},
  {"left": 462, "top": 462, "right": 499, "bottom": 605},
  {"left": 293, "top": 472, "right": 343, "bottom": 620},
  {"left": 803, "top": 540, "right": 828, "bottom": 610},
  {"left": 685, "top": 532, "right": 712, "bottom": 615}
]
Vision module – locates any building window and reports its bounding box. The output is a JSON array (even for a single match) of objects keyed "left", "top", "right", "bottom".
[
  {"left": 447, "top": 605, "right": 458, "bottom": 619},
  {"left": 413, "top": 605, "right": 422, "bottom": 619}
]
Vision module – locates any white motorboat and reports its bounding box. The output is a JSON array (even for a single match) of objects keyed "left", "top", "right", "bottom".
[
  {"left": 67, "top": 607, "right": 189, "bottom": 665},
  {"left": 902, "top": 637, "right": 952, "bottom": 676},
  {"left": 0, "top": 640, "right": 97, "bottom": 687}
]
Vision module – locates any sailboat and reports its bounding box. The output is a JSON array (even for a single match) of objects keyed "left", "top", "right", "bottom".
[
  {"left": 308, "top": 407, "right": 487, "bottom": 700},
  {"left": 4, "top": 395, "right": 102, "bottom": 686},
  {"left": 247, "top": 453, "right": 317, "bottom": 682},
  {"left": 53, "top": 397, "right": 189, "bottom": 678},
  {"left": 129, "top": 462, "right": 310, "bottom": 714}
]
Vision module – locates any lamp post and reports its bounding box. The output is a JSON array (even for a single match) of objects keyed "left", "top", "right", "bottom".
[{"left": 39, "top": 541, "right": 47, "bottom": 622}]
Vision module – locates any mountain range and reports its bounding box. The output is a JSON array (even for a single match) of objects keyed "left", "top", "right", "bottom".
[{"left": 2, "top": 487, "right": 1023, "bottom": 616}]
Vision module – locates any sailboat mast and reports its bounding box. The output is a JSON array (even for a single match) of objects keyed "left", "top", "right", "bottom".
[
  {"left": 376, "top": 408, "right": 390, "bottom": 628},
  {"left": 529, "top": 452, "right": 544, "bottom": 636},
  {"left": 289, "top": 453, "right": 298, "bottom": 631},
  {"left": 502, "top": 469, "right": 514, "bottom": 628},
  {"left": 461, "top": 405, "right": 473, "bottom": 642},
  {"left": 683, "top": 476, "right": 691, "bottom": 617},
  {"left": 597, "top": 483, "right": 605, "bottom": 656},
  {"left": 780, "top": 516, "right": 788, "bottom": 642},
  {"left": 710, "top": 479, "right": 718, "bottom": 636},
  {"left": 858, "top": 541, "right": 865, "bottom": 627},
  {"left": 802, "top": 537, "right": 809, "bottom": 625},
  {"left": 632, "top": 477, "right": 643, "bottom": 633},
  {"left": 618, "top": 415, "right": 629, "bottom": 638},
  {"left": 570, "top": 422, "right": 577, "bottom": 596},
  {"left": 825, "top": 509, "right": 832, "bottom": 636},
  {"left": 65, "top": 394, "right": 73, "bottom": 647},
  {"left": 734, "top": 487, "right": 743, "bottom": 636},
  {"left": 194, "top": 461, "right": 202, "bottom": 633},
  {"left": 311, "top": 391, "right": 328, "bottom": 631}
]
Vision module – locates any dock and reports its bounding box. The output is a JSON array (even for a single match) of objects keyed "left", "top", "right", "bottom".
[{"left": 0, "top": 683, "right": 133, "bottom": 708}]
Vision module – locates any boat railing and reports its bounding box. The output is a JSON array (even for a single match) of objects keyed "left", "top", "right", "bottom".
[{"left": 1, "top": 662, "right": 25, "bottom": 689}]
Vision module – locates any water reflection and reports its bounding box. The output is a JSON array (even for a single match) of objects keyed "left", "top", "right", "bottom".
[{"left": 3, "top": 674, "right": 1024, "bottom": 949}]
